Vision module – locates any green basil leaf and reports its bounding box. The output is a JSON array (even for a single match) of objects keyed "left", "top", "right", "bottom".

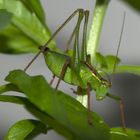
[
  {"left": 0, "top": 9, "right": 12, "bottom": 29},
  {"left": 20, "top": 0, "right": 46, "bottom": 24},
  {"left": 0, "top": 0, "right": 55, "bottom": 53}
]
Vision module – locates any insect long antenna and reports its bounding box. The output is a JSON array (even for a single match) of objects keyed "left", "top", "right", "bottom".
[
  {"left": 113, "top": 12, "right": 126, "bottom": 73},
  {"left": 24, "top": 9, "right": 84, "bottom": 72},
  {"left": 111, "top": 12, "right": 127, "bottom": 131}
]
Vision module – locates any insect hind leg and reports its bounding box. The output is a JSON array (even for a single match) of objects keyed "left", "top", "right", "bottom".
[
  {"left": 24, "top": 9, "right": 85, "bottom": 72},
  {"left": 107, "top": 93, "right": 126, "bottom": 131},
  {"left": 49, "top": 74, "right": 56, "bottom": 85}
]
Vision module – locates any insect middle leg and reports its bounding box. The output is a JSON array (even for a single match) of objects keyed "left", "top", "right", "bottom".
[
  {"left": 71, "top": 85, "right": 93, "bottom": 125},
  {"left": 86, "top": 82, "right": 93, "bottom": 125}
]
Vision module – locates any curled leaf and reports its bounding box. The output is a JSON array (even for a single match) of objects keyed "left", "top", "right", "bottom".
[{"left": 5, "top": 119, "right": 47, "bottom": 140}]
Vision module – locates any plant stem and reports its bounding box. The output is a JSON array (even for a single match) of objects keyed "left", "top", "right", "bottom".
[
  {"left": 115, "top": 65, "right": 140, "bottom": 75},
  {"left": 87, "top": 0, "right": 110, "bottom": 64}
]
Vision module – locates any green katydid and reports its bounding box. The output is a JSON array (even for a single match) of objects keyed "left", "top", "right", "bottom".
[{"left": 24, "top": 9, "right": 126, "bottom": 130}]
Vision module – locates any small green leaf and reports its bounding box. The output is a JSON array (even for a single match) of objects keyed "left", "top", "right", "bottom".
[
  {"left": 110, "top": 127, "right": 140, "bottom": 140},
  {"left": 5, "top": 70, "right": 110, "bottom": 140},
  {"left": 0, "top": 83, "right": 19, "bottom": 94},
  {"left": 96, "top": 54, "right": 140, "bottom": 76},
  {"left": 94, "top": 53, "right": 121, "bottom": 77},
  {"left": 122, "top": 0, "right": 140, "bottom": 12},
  {"left": 104, "top": 55, "right": 121, "bottom": 73},
  {"left": 0, "top": 9, "right": 12, "bottom": 29},
  {"left": 5, "top": 119, "right": 47, "bottom": 140},
  {"left": 95, "top": 52, "right": 107, "bottom": 69}
]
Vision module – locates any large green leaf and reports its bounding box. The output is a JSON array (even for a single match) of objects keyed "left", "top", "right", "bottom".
[
  {"left": 4, "top": 119, "right": 47, "bottom": 140},
  {"left": 0, "top": 94, "right": 76, "bottom": 140},
  {"left": 5, "top": 70, "right": 110, "bottom": 140},
  {"left": 110, "top": 127, "right": 140, "bottom": 140},
  {"left": 0, "top": 25, "right": 38, "bottom": 53},
  {"left": 0, "top": 0, "right": 55, "bottom": 53},
  {"left": 0, "top": 9, "right": 12, "bottom": 29},
  {"left": 20, "top": 0, "right": 46, "bottom": 24}
]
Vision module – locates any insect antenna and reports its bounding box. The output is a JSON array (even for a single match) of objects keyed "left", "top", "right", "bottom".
[
  {"left": 112, "top": 12, "right": 126, "bottom": 74},
  {"left": 111, "top": 12, "right": 127, "bottom": 130},
  {"left": 94, "top": 12, "right": 126, "bottom": 86}
]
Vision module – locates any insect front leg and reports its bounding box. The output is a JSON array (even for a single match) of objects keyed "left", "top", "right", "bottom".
[{"left": 106, "top": 93, "right": 126, "bottom": 131}]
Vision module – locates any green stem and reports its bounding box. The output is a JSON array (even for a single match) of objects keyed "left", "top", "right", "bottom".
[
  {"left": 115, "top": 65, "right": 140, "bottom": 76},
  {"left": 87, "top": 0, "right": 110, "bottom": 64}
]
